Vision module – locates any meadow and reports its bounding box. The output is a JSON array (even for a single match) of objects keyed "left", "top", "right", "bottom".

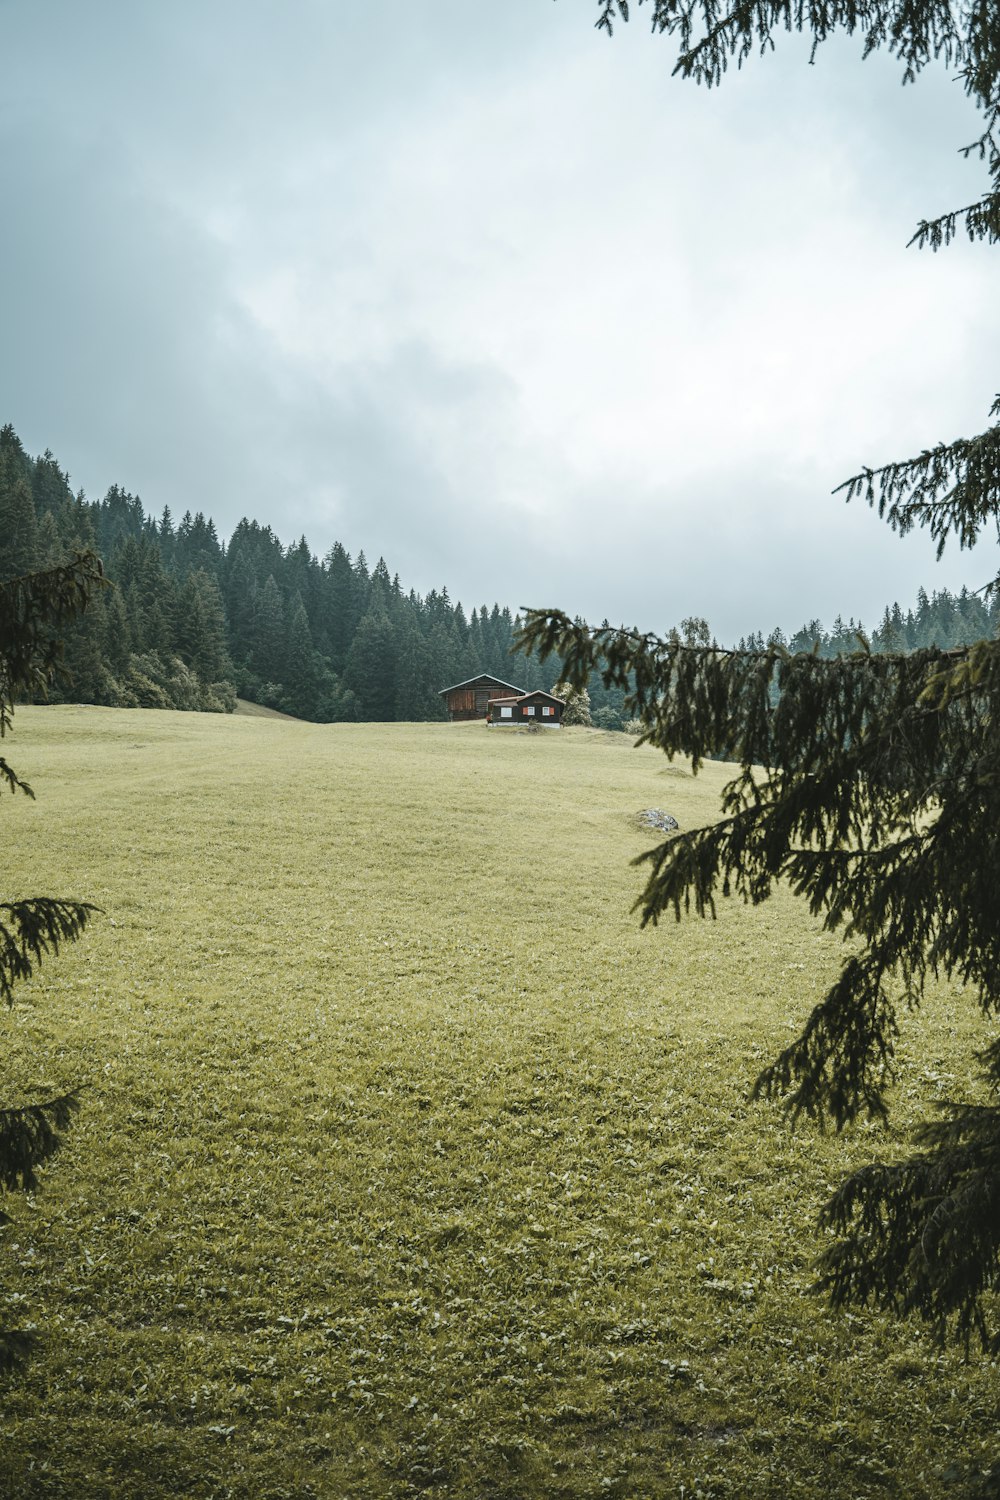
[{"left": 1, "top": 707, "right": 997, "bottom": 1499}]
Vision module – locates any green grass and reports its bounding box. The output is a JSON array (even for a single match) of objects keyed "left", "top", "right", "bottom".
[{"left": 2, "top": 707, "right": 997, "bottom": 1498}]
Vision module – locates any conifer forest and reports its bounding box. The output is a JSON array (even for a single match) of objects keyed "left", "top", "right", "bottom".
[{"left": 2, "top": 422, "right": 994, "bottom": 724}]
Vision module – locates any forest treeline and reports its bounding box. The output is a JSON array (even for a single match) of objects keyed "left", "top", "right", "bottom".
[
  {"left": 736, "top": 593, "right": 1000, "bottom": 658},
  {"left": 2, "top": 423, "right": 997, "bottom": 723},
  {"left": 0, "top": 424, "right": 565, "bottom": 721}
]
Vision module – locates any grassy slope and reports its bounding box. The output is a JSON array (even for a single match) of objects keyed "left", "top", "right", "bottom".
[
  {"left": 1, "top": 708, "right": 996, "bottom": 1499},
  {"left": 233, "top": 699, "right": 302, "bottom": 720}
]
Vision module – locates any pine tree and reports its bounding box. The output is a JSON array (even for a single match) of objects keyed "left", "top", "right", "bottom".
[
  {"left": 522, "top": 0, "right": 1000, "bottom": 1351},
  {"left": 423, "top": 619, "right": 457, "bottom": 720},
  {"left": 122, "top": 580, "right": 148, "bottom": 653},
  {"left": 95, "top": 485, "right": 145, "bottom": 558},
  {"left": 33, "top": 512, "right": 64, "bottom": 570},
  {"left": 30, "top": 450, "right": 73, "bottom": 519},
  {"left": 50, "top": 510, "right": 107, "bottom": 702},
  {"left": 102, "top": 587, "right": 133, "bottom": 678},
  {"left": 157, "top": 505, "right": 176, "bottom": 571},
  {"left": 176, "top": 570, "right": 230, "bottom": 685},
  {"left": 56, "top": 587, "right": 107, "bottom": 703},
  {"left": 54, "top": 492, "right": 96, "bottom": 553},
  {"left": 393, "top": 613, "right": 433, "bottom": 720},
  {"left": 250, "top": 575, "right": 286, "bottom": 687},
  {"left": 0, "top": 552, "right": 104, "bottom": 1367},
  {"left": 322, "top": 542, "right": 356, "bottom": 672},
  {"left": 790, "top": 619, "right": 825, "bottom": 655},
  {"left": 0, "top": 426, "right": 29, "bottom": 485},
  {"left": 224, "top": 548, "right": 259, "bottom": 668},
  {"left": 286, "top": 537, "right": 321, "bottom": 635},
  {"left": 344, "top": 609, "right": 397, "bottom": 720},
  {"left": 0, "top": 478, "right": 39, "bottom": 579},
  {"left": 283, "top": 593, "right": 317, "bottom": 717},
  {"left": 175, "top": 512, "right": 221, "bottom": 578}
]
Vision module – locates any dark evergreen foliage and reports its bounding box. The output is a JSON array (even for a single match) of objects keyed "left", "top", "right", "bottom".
[
  {"left": 519, "top": 0, "right": 1000, "bottom": 1351},
  {"left": 3, "top": 419, "right": 993, "bottom": 730},
  {"left": 1, "top": 417, "right": 995, "bottom": 732},
  {"left": 0, "top": 551, "right": 103, "bottom": 1366},
  {"left": 0, "top": 424, "right": 559, "bottom": 721},
  {"left": 0, "top": 898, "right": 99, "bottom": 1007},
  {"left": 520, "top": 601, "right": 1000, "bottom": 1345}
]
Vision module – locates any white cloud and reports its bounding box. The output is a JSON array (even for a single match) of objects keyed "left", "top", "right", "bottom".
[{"left": 1, "top": 2, "right": 996, "bottom": 640}]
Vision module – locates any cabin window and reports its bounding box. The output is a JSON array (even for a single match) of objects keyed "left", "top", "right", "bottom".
[
  {"left": 542, "top": 706, "right": 553, "bottom": 717},
  {"left": 500, "top": 706, "right": 512, "bottom": 718},
  {"left": 523, "top": 705, "right": 535, "bottom": 715}
]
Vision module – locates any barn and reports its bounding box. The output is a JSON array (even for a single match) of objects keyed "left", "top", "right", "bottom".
[
  {"left": 488, "top": 689, "right": 565, "bottom": 727},
  {"left": 438, "top": 673, "right": 527, "bottom": 722}
]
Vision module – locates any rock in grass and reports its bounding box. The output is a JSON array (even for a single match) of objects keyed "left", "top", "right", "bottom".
[{"left": 639, "top": 808, "right": 679, "bottom": 832}]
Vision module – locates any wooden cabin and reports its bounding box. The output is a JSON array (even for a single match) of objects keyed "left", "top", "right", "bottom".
[
  {"left": 439, "top": 673, "right": 526, "bottom": 722},
  {"left": 488, "top": 689, "right": 565, "bottom": 727}
]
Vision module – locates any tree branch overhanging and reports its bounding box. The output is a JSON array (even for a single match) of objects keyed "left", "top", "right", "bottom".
[
  {"left": 0, "top": 549, "right": 106, "bottom": 1366},
  {"left": 516, "top": 596, "right": 1000, "bottom": 1338}
]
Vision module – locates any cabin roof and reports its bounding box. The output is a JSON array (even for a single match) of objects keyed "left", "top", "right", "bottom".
[
  {"left": 518, "top": 690, "right": 565, "bottom": 706},
  {"left": 438, "top": 674, "right": 526, "bottom": 696},
  {"left": 490, "top": 691, "right": 566, "bottom": 708}
]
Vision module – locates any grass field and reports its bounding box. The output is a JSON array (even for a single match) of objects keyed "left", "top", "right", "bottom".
[{"left": 2, "top": 707, "right": 997, "bottom": 1498}]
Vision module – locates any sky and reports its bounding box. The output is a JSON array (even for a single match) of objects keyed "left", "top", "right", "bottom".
[{"left": 2, "top": 0, "right": 998, "bottom": 643}]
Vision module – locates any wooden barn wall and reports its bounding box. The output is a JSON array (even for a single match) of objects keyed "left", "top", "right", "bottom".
[{"left": 489, "top": 703, "right": 563, "bottom": 724}]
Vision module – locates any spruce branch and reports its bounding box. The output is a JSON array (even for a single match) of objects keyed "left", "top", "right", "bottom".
[
  {"left": 0, "top": 900, "right": 100, "bottom": 1007},
  {"left": 0, "top": 547, "right": 104, "bottom": 1376},
  {"left": 593, "top": 0, "right": 973, "bottom": 91},
  {"left": 0, "top": 1090, "right": 81, "bottom": 1194},
  {"left": 573, "top": 0, "right": 1000, "bottom": 1355},
  {"left": 517, "top": 607, "right": 1000, "bottom": 1134},
  {"left": 0, "top": 552, "right": 106, "bottom": 733},
  {"left": 836, "top": 417, "right": 1000, "bottom": 557},
  {"left": 909, "top": 191, "right": 1000, "bottom": 249},
  {"left": 596, "top": 0, "right": 631, "bottom": 35},
  {"left": 817, "top": 1096, "right": 1000, "bottom": 1349},
  {"left": 0, "top": 759, "right": 34, "bottom": 800},
  {"left": 753, "top": 955, "right": 899, "bottom": 1125}
]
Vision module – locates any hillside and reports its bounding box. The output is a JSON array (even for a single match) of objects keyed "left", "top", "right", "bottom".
[
  {"left": 233, "top": 697, "right": 302, "bottom": 720},
  {"left": 3, "top": 707, "right": 992, "bottom": 1497},
  {"left": 2, "top": 423, "right": 996, "bottom": 731},
  {"left": 0, "top": 423, "right": 566, "bottom": 725}
]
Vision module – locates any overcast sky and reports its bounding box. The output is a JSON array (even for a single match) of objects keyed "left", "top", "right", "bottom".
[{"left": 3, "top": 1, "right": 997, "bottom": 642}]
